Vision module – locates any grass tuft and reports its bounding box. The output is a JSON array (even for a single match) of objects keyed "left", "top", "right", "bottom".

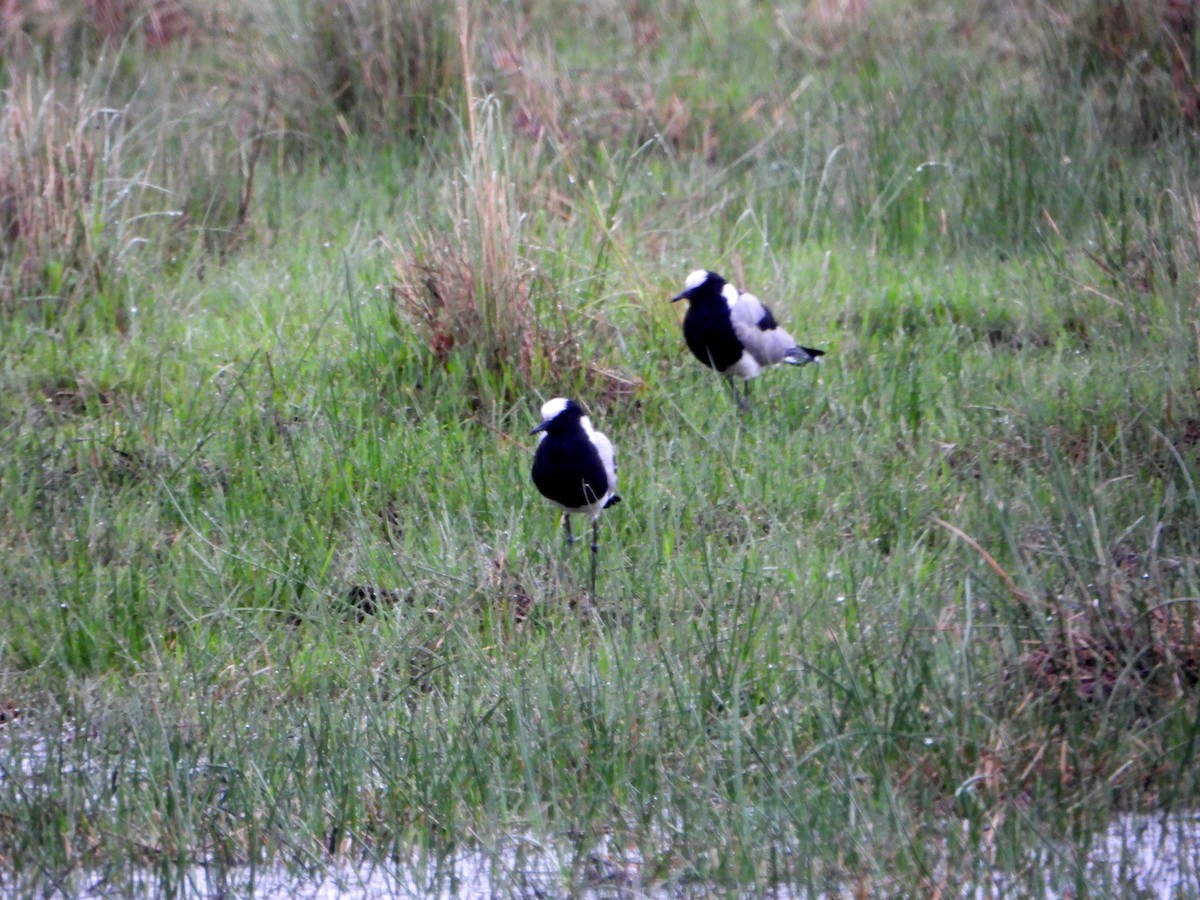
[
  {"left": 388, "top": 96, "right": 638, "bottom": 404},
  {"left": 1045, "top": 0, "right": 1200, "bottom": 136},
  {"left": 0, "top": 1, "right": 192, "bottom": 79},
  {"left": 0, "top": 82, "right": 99, "bottom": 297},
  {"left": 389, "top": 233, "right": 539, "bottom": 391},
  {"left": 248, "top": 0, "right": 463, "bottom": 148}
]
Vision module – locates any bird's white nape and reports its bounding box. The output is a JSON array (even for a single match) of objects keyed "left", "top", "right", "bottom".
[
  {"left": 721, "top": 283, "right": 739, "bottom": 308},
  {"left": 683, "top": 269, "right": 710, "bottom": 291},
  {"left": 539, "top": 397, "right": 570, "bottom": 421}
]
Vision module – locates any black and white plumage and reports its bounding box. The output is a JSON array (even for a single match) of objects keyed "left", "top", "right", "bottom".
[
  {"left": 530, "top": 398, "right": 620, "bottom": 592},
  {"left": 671, "top": 269, "right": 825, "bottom": 408}
]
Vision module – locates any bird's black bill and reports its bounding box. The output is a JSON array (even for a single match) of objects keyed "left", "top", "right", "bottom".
[
  {"left": 670, "top": 291, "right": 687, "bottom": 303},
  {"left": 530, "top": 420, "right": 549, "bottom": 435}
]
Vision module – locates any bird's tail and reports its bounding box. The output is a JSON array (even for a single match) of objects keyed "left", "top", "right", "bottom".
[
  {"left": 603, "top": 494, "right": 622, "bottom": 508},
  {"left": 784, "top": 345, "right": 826, "bottom": 366}
]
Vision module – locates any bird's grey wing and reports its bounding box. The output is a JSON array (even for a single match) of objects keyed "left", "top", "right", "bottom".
[{"left": 730, "top": 292, "right": 798, "bottom": 366}]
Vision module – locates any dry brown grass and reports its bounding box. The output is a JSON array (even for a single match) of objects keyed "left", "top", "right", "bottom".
[
  {"left": 1021, "top": 599, "right": 1200, "bottom": 709},
  {"left": 380, "top": 7, "right": 654, "bottom": 403},
  {"left": 996, "top": 499, "right": 1200, "bottom": 711},
  {"left": 489, "top": 28, "right": 707, "bottom": 158},
  {"left": 387, "top": 50, "right": 639, "bottom": 404},
  {"left": 1019, "top": 0, "right": 1200, "bottom": 135},
  {"left": 305, "top": 0, "right": 460, "bottom": 139},
  {"left": 388, "top": 224, "right": 640, "bottom": 405},
  {"left": 999, "top": 519, "right": 1200, "bottom": 720},
  {"left": 0, "top": 0, "right": 191, "bottom": 68},
  {"left": 0, "top": 3, "right": 277, "bottom": 310},
  {"left": 388, "top": 236, "right": 541, "bottom": 384},
  {"left": 230, "top": 0, "right": 463, "bottom": 146},
  {"left": 384, "top": 48, "right": 540, "bottom": 386},
  {"left": 0, "top": 80, "right": 104, "bottom": 309}
]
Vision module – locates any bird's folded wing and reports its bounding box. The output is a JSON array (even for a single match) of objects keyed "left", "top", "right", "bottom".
[
  {"left": 731, "top": 294, "right": 797, "bottom": 366},
  {"left": 729, "top": 291, "right": 769, "bottom": 326}
]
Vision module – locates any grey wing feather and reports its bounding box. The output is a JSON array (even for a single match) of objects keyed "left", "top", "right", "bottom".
[{"left": 730, "top": 292, "right": 799, "bottom": 366}]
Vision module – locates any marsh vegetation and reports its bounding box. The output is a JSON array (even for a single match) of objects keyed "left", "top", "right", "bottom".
[{"left": 2, "top": 0, "right": 1200, "bottom": 895}]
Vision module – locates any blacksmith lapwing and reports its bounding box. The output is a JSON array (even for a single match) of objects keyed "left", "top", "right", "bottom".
[
  {"left": 672, "top": 269, "right": 825, "bottom": 410},
  {"left": 530, "top": 398, "right": 620, "bottom": 593}
]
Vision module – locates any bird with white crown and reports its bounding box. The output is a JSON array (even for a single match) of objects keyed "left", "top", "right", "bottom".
[
  {"left": 529, "top": 397, "right": 620, "bottom": 594},
  {"left": 672, "top": 269, "right": 825, "bottom": 410}
]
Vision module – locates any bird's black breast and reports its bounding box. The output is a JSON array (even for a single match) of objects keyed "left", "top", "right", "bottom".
[
  {"left": 682, "top": 302, "right": 743, "bottom": 372},
  {"left": 532, "top": 433, "right": 609, "bottom": 511}
]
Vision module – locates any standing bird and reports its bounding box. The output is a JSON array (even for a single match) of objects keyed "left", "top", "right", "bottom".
[
  {"left": 530, "top": 398, "right": 620, "bottom": 593},
  {"left": 671, "top": 269, "right": 825, "bottom": 410}
]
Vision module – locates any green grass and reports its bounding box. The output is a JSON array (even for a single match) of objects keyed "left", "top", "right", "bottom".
[{"left": 3, "top": 1, "right": 1200, "bottom": 896}]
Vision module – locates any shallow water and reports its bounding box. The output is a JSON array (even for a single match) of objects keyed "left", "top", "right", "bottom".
[
  {"left": 1086, "top": 811, "right": 1200, "bottom": 895},
  {"left": 4, "top": 723, "right": 1198, "bottom": 897},
  {"left": 46, "top": 811, "right": 1198, "bottom": 898},
  {"left": 70, "top": 831, "right": 643, "bottom": 899}
]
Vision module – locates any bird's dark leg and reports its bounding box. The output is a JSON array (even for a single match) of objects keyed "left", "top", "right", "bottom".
[
  {"left": 563, "top": 514, "right": 574, "bottom": 548},
  {"left": 723, "top": 376, "right": 742, "bottom": 410},
  {"left": 733, "top": 379, "right": 751, "bottom": 413},
  {"left": 590, "top": 518, "right": 600, "bottom": 595}
]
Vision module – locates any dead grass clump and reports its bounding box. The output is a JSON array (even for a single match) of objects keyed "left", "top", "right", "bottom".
[
  {"left": 390, "top": 239, "right": 640, "bottom": 406},
  {"left": 0, "top": 72, "right": 255, "bottom": 315},
  {"left": 386, "top": 97, "right": 639, "bottom": 404},
  {"left": 385, "top": 79, "right": 535, "bottom": 383},
  {"left": 1033, "top": 0, "right": 1200, "bottom": 136},
  {"left": 1002, "top": 519, "right": 1200, "bottom": 715},
  {"left": 0, "top": 81, "right": 103, "bottom": 309},
  {"left": 0, "top": 0, "right": 191, "bottom": 72},
  {"left": 36, "top": 377, "right": 117, "bottom": 418},
  {"left": 0, "top": 77, "right": 176, "bottom": 316},
  {"left": 280, "top": 0, "right": 461, "bottom": 142},
  {"left": 389, "top": 240, "right": 542, "bottom": 384},
  {"left": 488, "top": 28, "right": 713, "bottom": 159},
  {"left": 941, "top": 513, "right": 1199, "bottom": 716},
  {"left": 1020, "top": 600, "right": 1200, "bottom": 711}
]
